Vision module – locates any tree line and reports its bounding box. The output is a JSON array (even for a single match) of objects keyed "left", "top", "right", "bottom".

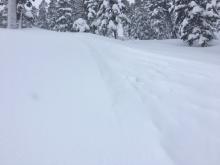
[{"left": 1, "top": 0, "right": 220, "bottom": 47}]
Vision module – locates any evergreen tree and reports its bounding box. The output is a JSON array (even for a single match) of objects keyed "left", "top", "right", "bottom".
[
  {"left": 129, "top": 0, "right": 153, "bottom": 40},
  {"left": 84, "top": 0, "right": 99, "bottom": 33},
  {"left": 118, "top": 0, "right": 130, "bottom": 38},
  {"left": 17, "top": 0, "right": 35, "bottom": 28},
  {"left": 47, "top": 0, "right": 58, "bottom": 30},
  {"left": 168, "top": 0, "right": 178, "bottom": 38},
  {"left": 71, "top": 0, "right": 86, "bottom": 20},
  {"left": 216, "top": 0, "right": 220, "bottom": 31},
  {"left": 38, "top": 0, "right": 48, "bottom": 29},
  {"left": 0, "top": 0, "right": 7, "bottom": 28},
  {"left": 54, "top": 0, "right": 72, "bottom": 32},
  {"left": 119, "top": 0, "right": 131, "bottom": 38},
  {"left": 149, "top": 0, "right": 174, "bottom": 39},
  {"left": 96, "top": 0, "right": 129, "bottom": 39},
  {"left": 129, "top": 0, "right": 175, "bottom": 40},
  {"left": 175, "top": 0, "right": 219, "bottom": 47},
  {"left": 32, "top": 5, "right": 38, "bottom": 26}
]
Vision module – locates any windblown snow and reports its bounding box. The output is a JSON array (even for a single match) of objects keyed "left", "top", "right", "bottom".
[{"left": 0, "top": 29, "right": 220, "bottom": 165}]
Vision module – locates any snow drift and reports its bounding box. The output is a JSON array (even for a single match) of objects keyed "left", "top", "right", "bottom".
[{"left": 0, "top": 29, "right": 220, "bottom": 165}]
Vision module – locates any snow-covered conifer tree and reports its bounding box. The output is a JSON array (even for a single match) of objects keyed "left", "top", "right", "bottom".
[
  {"left": 55, "top": 0, "right": 73, "bottom": 32},
  {"left": 71, "top": 0, "right": 86, "bottom": 21},
  {"left": 129, "top": 0, "right": 153, "bottom": 39},
  {"left": 0, "top": 0, "right": 7, "bottom": 28},
  {"left": 216, "top": 0, "right": 220, "bottom": 31},
  {"left": 175, "top": 0, "right": 219, "bottom": 47},
  {"left": 96, "top": 0, "right": 129, "bottom": 39},
  {"left": 38, "top": 0, "right": 48, "bottom": 29},
  {"left": 84, "top": 0, "right": 99, "bottom": 33},
  {"left": 54, "top": 0, "right": 72, "bottom": 32},
  {"left": 17, "top": 0, "right": 35, "bottom": 28},
  {"left": 32, "top": 5, "right": 38, "bottom": 26},
  {"left": 149, "top": 0, "right": 174, "bottom": 39},
  {"left": 47, "top": 0, "right": 58, "bottom": 30}
]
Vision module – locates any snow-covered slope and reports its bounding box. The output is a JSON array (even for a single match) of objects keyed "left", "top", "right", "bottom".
[{"left": 0, "top": 29, "right": 220, "bottom": 165}]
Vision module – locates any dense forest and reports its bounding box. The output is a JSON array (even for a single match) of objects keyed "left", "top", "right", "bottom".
[{"left": 1, "top": 0, "right": 220, "bottom": 46}]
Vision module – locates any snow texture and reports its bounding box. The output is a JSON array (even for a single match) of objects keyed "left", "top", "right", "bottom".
[
  {"left": 73, "top": 18, "right": 90, "bottom": 32},
  {"left": 0, "top": 29, "right": 220, "bottom": 165}
]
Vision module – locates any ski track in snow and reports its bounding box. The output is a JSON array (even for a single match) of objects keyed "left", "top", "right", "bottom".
[
  {"left": 79, "top": 35, "right": 220, "bottom": 165},
  {"left": 0, "top": 29, "right": 220, "bottom": 165},
  {"left": 80, "top": 37, "right": 175, "bottom": 164}
]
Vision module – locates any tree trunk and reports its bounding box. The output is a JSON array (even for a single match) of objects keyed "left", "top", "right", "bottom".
[
  {"left": 113, "top": 31, "right": 117, "bottom": 39},
  {"left": 8, "top": 0, "right": 17, "bottom": 29}
]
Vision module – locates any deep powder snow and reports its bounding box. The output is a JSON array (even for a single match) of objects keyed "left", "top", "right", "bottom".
[{"left": 0, "top": 29, "right": 220, "bottom": 165}]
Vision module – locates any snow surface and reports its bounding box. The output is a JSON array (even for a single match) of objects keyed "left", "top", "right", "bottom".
[{"left": 0, "top": 29, "right": 220, "bottom": 165}]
